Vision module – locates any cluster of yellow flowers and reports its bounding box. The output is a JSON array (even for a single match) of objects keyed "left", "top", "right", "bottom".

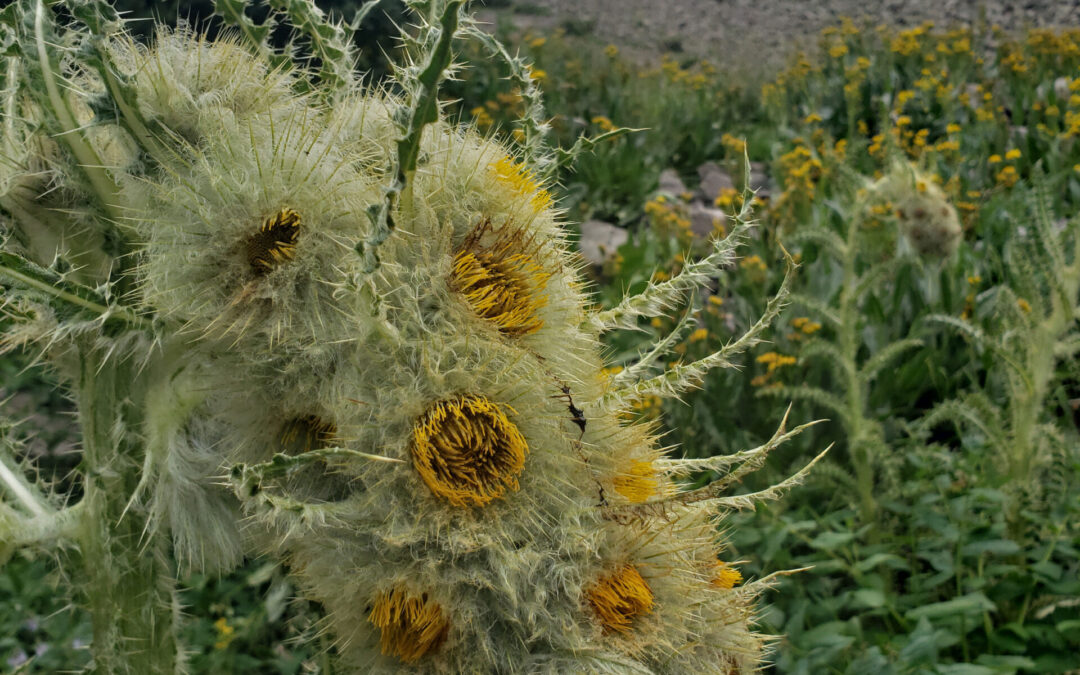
[
  {"left": 644, "top": 195, "right": 692, "bottom": 242},
  {"left": 773, "top": 141, "right": 825, "bottom": 221},
  {"left": 752, "top": 351, "right": 798, "bottom": 387},
  {"left": 787, "top": 317, "right": 822, "bottom": 342}
]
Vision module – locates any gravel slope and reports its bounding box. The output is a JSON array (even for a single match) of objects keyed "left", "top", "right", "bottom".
[{"left": 490, "top": 0, "right": 1080, "bottom": 72}]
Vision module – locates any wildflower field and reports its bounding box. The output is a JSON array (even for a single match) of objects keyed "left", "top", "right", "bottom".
[{"left": 1, "top": 2, "right": 1080, "bottom": 673}]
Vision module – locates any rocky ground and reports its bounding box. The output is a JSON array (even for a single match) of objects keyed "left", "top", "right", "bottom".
[{"left": 482, "top": 0, "right": 1080, "bottom": 74}]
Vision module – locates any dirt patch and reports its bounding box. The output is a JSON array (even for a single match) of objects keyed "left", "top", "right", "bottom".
[{"left": 484, "top": 0, "right": 1080, "bottom": 74}]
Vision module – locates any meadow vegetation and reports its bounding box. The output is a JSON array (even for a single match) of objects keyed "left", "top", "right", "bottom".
[{"left": 2, "top": 6, "right": 1080, "bottom": 673}]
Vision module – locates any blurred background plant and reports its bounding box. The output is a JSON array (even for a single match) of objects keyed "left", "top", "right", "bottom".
[{"left": 3, "top": 3, "right": 1080, "bottom": 673}]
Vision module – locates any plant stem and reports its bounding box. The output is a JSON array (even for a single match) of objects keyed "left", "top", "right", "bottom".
[
  {"left": 75, "top": 341, "right": 180, "bottom": 674},
  {"left": 840, "top": 204, "right": 877, "bottom": 524}
]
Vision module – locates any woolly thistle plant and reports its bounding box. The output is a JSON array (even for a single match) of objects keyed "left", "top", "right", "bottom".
[
  {"left": 0, "top": 1, "right": 824, "bottom": 672},
  {"left": 876, "top": 160, "right": 963, "bottom": 260},
  {"left": 773, "top": 159, "right": 960, "bottom": 524}
]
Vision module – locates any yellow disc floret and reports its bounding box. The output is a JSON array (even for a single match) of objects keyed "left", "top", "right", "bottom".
[
  {"left": 491, "top": 156, "right": 553, "bottom": 213},
  {"left": 586, "top": 564, "right": 655, "bottom": 634},
  {"left": 711, "top": 561, "right": 743, "bottom": 590},
  {"left": 247, "top": 208, "right": 301, "bottom": 273},
  {"left": 368, "top": 587, "right": 449, "bottom": 663},
  {"left": 450, "top": 222, "right": 551, "bottom": 337},
  {"left": 612, "top": 459, "right": 659, "bottom": 503},
  {"left": 411, "top": 395, "right": 529, "bottom": 507},
  {"left": 279, "top": 415, "right": 336, "bottom": 454}
]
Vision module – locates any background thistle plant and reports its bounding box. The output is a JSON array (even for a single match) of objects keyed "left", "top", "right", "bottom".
[{"left": 0, "top": 0, "right": 818, "bottom": 672}]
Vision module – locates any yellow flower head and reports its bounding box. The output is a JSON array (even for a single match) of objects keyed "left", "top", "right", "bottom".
[
  {"left": 279, "top": 415, "right": 337, "bottom": 454},
  {"left": 411, "top": 395, "right": 528, "bottom": 507},
  {"left": 711, "top": 561, "right": 743, "bottom": 590},
  {"left": 213, "top": 617, "right": 236, "bottom": 650},
  {"left": 586, "top": 565, "right": 655, "bottom": 634},
  {"left": 450, "top": 221, "right": 551, "bottom": 337},
  {"left": 612, "top": 459, "right": 659, "bottom": 503},
  {"left": 591, "top": 115, "right": 616, "bottom": 132},
  {"left": 368, "top": 587, "right": 449, "bottom": 663},
  {"left": 491, "top": 157, "right": 553, "bottom": 213},
  {"left": 247, "top": 208, "right": 300, "bottom": 274}
]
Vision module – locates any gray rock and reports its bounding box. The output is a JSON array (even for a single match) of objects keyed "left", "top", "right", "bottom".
[
  {"left": 658, "top": 168, "right": 688, "bottom": 197},
  {"left": 1055, "top": 76, "right": 1070, "bottom": 101},
  {"left": 697, "top": 161, "right": 735, "bottom": 203},
  {"left": 577, "top": 219, "right": 628, "bottom": 267},
  {"left": 689, "top": 201, "right": 727, "bottom": 241},
  {"left": 749, "top": 161, "right": 773, "bottom": 199}
]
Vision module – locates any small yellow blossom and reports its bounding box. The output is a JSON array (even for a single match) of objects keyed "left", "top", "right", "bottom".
[
  {"left": 214, "top": 617, "right": 236, "bottom": 650},
  {"left": 689, "top": 328, "right": 709, "bottom": 343},
  {"left": 604, "top": 44, "right": 619, "bottom": 58},
  {"left": 740, "top": 255, "right": 767, "bottom": 272},
  {"left": 946, "top": 123, "right": 962, "bottom": 134},
  {"left": 988, "top": 154, "right": 1003, "bottom": 164},
  {"left": 1017, "top": 298, "right": 1032, "bottom": 313},
  {"left": 995, "top": 165, "right": 1019, "bottom": 188},
  {"left": 591, "top": 115, "right": 616, "bottom": 132},
  {"left": 1005, "top": 148, "right": 1021, "bottom": 160}
]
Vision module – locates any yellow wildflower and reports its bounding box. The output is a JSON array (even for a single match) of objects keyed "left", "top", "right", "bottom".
[
  {"left": 591, "top": 115, "right": 616, "bottom": 132},
  {"left": 995, "top": 165, "right": 1019, "bottom": 188},
  {"left": 214, "top": 617, "right": 236, "bottom": 650}
]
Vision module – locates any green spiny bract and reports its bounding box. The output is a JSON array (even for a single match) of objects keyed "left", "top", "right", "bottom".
[{"left": 0, "top": 2, "right": 820, "bottom": 672}]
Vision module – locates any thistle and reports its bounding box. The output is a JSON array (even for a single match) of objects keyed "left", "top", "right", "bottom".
[
  {"left": 876, "top": 161, "right": 963, "bottom": 259},
  {"left": 0, "top": 1, "right": 822, "bottom": 672}
]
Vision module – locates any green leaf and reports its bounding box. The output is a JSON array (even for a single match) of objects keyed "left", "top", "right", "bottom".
[
  {"left": 905, "top": 593, "right": 996, "bottom": 622},
  {"left": 855, "top": 552, "right": 909, "bottom": 573},
  {"left": 850, "top": 588, "right": 887, "bottom": 609},
  {"left": 974, "top": 654, "right": 1036, "bottom": 672},
  {"left": 935, "top": 665, "right": 997, "bottom": 675},
  {"left": 960, "top": 539, "right": 1021, "bottom": 557},
  {"left": 1056, "top": 619, "right": 1080, "bottom": 635},
  {"left": 809, "top": 531, "right": 855, "bottom": 550}
]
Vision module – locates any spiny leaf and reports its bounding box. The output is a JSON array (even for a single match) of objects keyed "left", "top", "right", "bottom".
[
  {"left": 758, "top": 384, "right": 851, "bottom": 430},
  {"left": 269, "top": 0, "right": 355, "bottom": 91},
  {"left": 357, "top": 0, "right": 463, "bottom": 273},
  {"left": 598, "top": 248, "right": 795, "bottom": 412},
  {"left": 860, "top": 338, "right": 923, "bottom": 385}
]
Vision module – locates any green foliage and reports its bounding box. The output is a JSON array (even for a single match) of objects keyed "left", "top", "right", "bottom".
[{"left": 486, "top": 17, "right": 1080, "bottom": 673}]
